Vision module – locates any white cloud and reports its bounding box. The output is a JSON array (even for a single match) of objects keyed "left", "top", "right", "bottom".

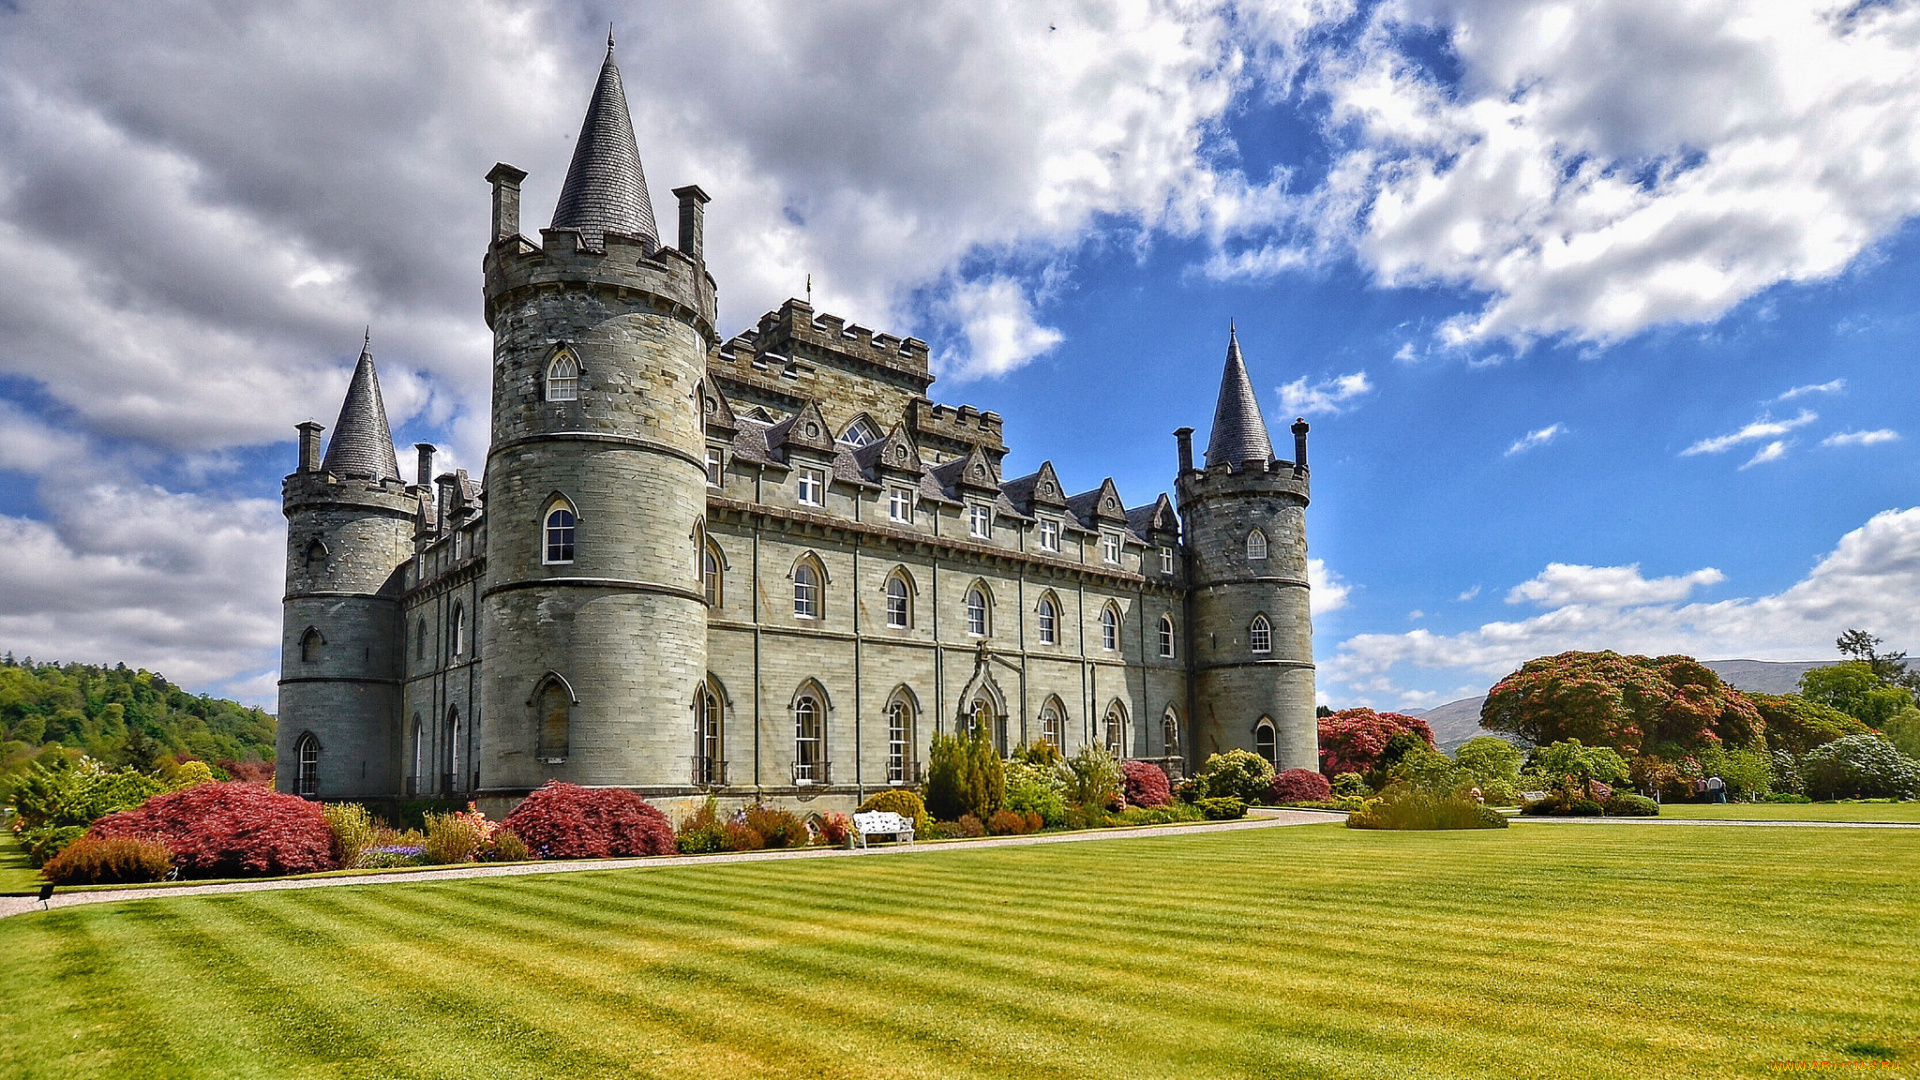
[
  {"left": 1741, "top": 439, "right": 1791, "bottom": 468},
  {"left": 1456, "top": 585, "right": 1480, "bottom": 601},
  {"left": 1683, "top": 409, "right": 1817, "bottom": 455},
  {"left": 1779, "top": 379, "right": 1846, "bottom": 400},
  {"left": 1279, "top": 371, "right": 1372, "bottom": 415},
  {"left": 1505, "top": 423, "right": 1564, "bottom": 456},
  {"left": 1310, "top": 557, "right": 1351, "bottom": 615},
  {"left": 936, "top": 276, "right": 1064, "bottom": 381},
  {"left": 1823, "top": 428, "right": 1900, "bottom": 447},
  {"left": 1328, "top": 507, "right": 1920, "bottom": 691},
  {"left": 1507, "top": 563, "right": 1726, "bottom": 608}
]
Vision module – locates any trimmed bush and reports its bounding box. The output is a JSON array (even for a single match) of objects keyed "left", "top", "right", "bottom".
[
  {"left": 954, "top": 814, "right": 987, "bottom": 838},
  {"left": 1268, "top": 768, "right": 1332, "bottom": 804},
  {"left": 1194, "top": 750, "right": 1273, "bottom": 804},
  {"left": 88, "top": 781, "right": 333, "bottom": 878},
  {"left": 987, "top": 809, "right": 1030, "bottom": 835},
  {"left": 1005, "top": 778, "right": 1067, "bottom": 827},
  {"left": 924, "top": 727, "right": 1004, "bottom": 822},
  {"left": 41, "top": 835, "right": 173, "bottom": 885},
  {"left": 1348, "top": 786, "right": 1509, "bottom": 830},
  {"left": 676, "top": 796, "right": 727, "bottom": 854},
  {"left": 500, "top": 781, "right": 675, "bottom": 859},
  {"left": 742, "top": 804, "right": 810, "bottom": 849},
  {"left": 1118, "top": 802, "right": 1205, "bottom": 825},
  {"left": 722, "top": 822, "right": 765, "bottom": 851},
  {"left": 1196, "top": 796, "right": 1247, "bottom": 820},
  {"left": 1799, "top": 735, "right": 1920, "bottom": 800},
  {"left": 1121, "top": 760, "right": 1172, "bottom": 807},
  {"left": 855, "top": 789, "right": 931, "bottom": 837},
  {"left": 1602, "top": 793, "right": 1659, "bottom": 817},
  {"left": 1330, "top": 772, "right": 1371, "bottom": 797}
]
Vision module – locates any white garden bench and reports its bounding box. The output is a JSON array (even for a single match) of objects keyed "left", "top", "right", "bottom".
[{"left": 852, "top": 810, "right": 914, "bottom": 847}]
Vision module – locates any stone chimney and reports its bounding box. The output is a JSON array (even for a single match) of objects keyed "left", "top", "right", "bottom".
[
  {"left": 1292, "top": 418, "right": 1309, "bottom": 474},
  {"left": 1174, "top": 427, "right": 1195, "bottom": 475},
  {"left": 297, "top": 421, "right": 324, "bottom": 473},
  {"left": 486, "top": 163, "right": 528, "bottom": 244},
  {"left": 414, "top": 443, "right": 436, "bottom": 488},
  {"left": 672, "top": 184, "right": 710, "bottom": 261}
]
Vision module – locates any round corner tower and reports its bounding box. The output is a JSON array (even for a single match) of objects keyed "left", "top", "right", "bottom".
[
  {"left": 478, "top": 39, "right": 716, "bottom": 794},
  {"left": 278, "top": 343, "right": 415, "bottom": 799},
  {"left": 1176, "top": 328, "right": 1318, "bottom": 771}
]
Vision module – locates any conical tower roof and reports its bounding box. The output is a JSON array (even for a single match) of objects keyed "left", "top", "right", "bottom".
[
  {"left": 550, "top": 35, "right": 658, "bottom": 248},
  {"left": 321, "top": 335, "right": 401, "bottom": 482},
  {"left": 1204, "top": 325, "right": 1274, "bottom": 469}
]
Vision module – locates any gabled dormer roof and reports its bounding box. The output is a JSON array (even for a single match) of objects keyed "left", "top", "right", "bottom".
[
  {"left": 550, "top": 35, "right": 658, "bottom": 249},
  {"left": 1001, "top": 460, "right": 1070, "bottom": 515},
  {"left": 855, "top": 422, "right": 924, "bottom": 478},
  {"left": 933, "top": 444, "right": 1000, "bottom": 495},
  {"left": 1067, "top": 478, "right": 1130, "bottom": 526},
  {"left": 1205, "top": 324, "right": 1274, "bottom": 469},
  {"left": 701, "top": 384, "right": 737, "bottom": 433},
  {"left": 321, "top": 336, "right": 400, "bottom": 483},
  {"left": 1126, "top": 493, "right": 1179, "bottom": 537},
  {"left": 766, "top": 400, "right": 837, "bottom": 460}
]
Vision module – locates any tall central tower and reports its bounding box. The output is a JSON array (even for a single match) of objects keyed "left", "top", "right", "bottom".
[{"left": 478, "top": 38, "right": 716, "bottom": 792}]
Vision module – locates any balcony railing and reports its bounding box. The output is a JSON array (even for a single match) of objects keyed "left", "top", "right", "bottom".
[
  {"left": 793, "top": 759, "right": 832, "bottom": 786},
  {"left": 692, "top": 756, "right": 728, "bottom": 788},
  {"left": 885, "top": 760, "right": 923, "bottom": 786}
]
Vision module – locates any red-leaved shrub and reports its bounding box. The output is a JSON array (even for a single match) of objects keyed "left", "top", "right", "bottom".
[
  {"left": 500, "top": 781, "right": 675, "bottom": 859},
  {"left": 1267, "top": 768, "right": 1332, "bottom": 804},
  {"left": 42, "top": 835, "right": 174, "bottom": 885},
  {"left": 1317, "top": 708, "right": 1437, "bottom": 775},
  {"left": 88, "top": 781, "right": 334, "bottom": 878},
  {"left": 987, "top": 809, "right": 1030, "bottom": 835},
  {"left": 954, "top": 814, "right": 986, "bottom": 838},
  {"left": 812, "top": 812, "right": 851, "bottom": 846},
  {"left": 218, "top": 758, "right": 277, "bottom": 786},
  {"left": 1121, "top": 760, "right": 1172, "bottom": 807}
]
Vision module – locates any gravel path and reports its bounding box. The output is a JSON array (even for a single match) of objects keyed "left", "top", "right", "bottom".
[{"left": 0, "top": 809, "right": 1344, "bottom": 920}]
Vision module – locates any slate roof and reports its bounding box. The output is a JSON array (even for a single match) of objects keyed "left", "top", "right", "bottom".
[
  {"left": 1204, "top": 326, "right": 1274, "bottom": 469},
  {"left": 550, "top": 38, "right": 658, "bottom": 249},
  {"left": 321, "top": 339, "right": 400, "bottom": 482}
]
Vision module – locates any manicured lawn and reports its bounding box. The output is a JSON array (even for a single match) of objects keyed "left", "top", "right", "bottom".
[
  {"left": 0, "top": 823, "right": 39, "bottom": 894},
  {"left": 1, "top": 823, "right": 1915, "bottom": 1079},
  {"left": 1655, "top": 801, "right": 1920, "bottom": 822}
]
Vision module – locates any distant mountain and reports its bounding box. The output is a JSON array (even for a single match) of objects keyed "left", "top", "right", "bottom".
[{"left": 1399, "top": 658, "right": 1833, "bottom": 751}]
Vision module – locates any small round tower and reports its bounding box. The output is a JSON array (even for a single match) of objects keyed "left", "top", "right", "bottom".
[
  {"left": 1176, "top": 328, "right": 1317, "bottom": 771},
  {"left": 478, "top": 38, "right": 716, "bottom": 793},
  {"left": 278, "top": 340, "right": 414, "bottom": 798}
]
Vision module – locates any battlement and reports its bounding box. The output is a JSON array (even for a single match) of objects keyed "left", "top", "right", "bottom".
[
  {"left": 482, "top": 227, "right": 717, "bottom": 338},
  {"left": 282, "top": 469, "right": 420, "bottom": 517},
  {"left": 1176, "top": 456, "right": 1310, "bottom": 505},
  {"left": 910, "top": 398, "right": 1006, "bottom": 456},
  {"left": 750, "top": 299, "right": 931, "bottom": 389}
]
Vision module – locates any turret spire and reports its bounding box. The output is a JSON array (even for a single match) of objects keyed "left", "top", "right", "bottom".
[
  {"left": 1204, "top": 323, "right": 1274, "bottom": 469},
  {"left": 320, "top": 336, "right": 401, "bottom": 482},
  {"left": 550, "top": 36, "right": 658, "bottom": 249}
]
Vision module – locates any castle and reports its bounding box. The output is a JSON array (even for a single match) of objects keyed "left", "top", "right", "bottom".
[{"left": 275, "top": 40, "right": 1318, "bottom": 814}]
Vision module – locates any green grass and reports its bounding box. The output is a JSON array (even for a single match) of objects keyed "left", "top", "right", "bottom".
[
  {"left": 1, "top": 823, "right": 1915, "bottom": 1079},
  {"left": 0, "top": 823, "right": 40, "bottom": 893},
  {"left": 1655, "top": 801, "right": 1920, "bottom": 822}
]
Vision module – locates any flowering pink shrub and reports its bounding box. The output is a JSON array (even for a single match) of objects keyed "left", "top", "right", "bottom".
[
  {"left": 1267, "top": 768, "right": 1332, "bottom": 804},
  {"left": 1318, "top": 709, "right": 1436, "bottom": 775},
  {"left": 1121, "top": 760, "right": 1172, "bottom": 807},
  {"left": 88, "top": 781, "right": 334, "bottom": 878},
  {"left": 500, "top": 782, "right": 674, "bottom": 859}
]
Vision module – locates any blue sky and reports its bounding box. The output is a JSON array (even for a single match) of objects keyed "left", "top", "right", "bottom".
[{"left": 1, "top": 1, "right": 1918, "bottom": 710}]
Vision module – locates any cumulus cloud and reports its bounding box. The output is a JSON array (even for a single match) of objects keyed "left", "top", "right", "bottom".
[
  {"left": 1505, "top": 423, "right": 1564, "bottom": 456},
  {"left": 1279, "top": 371, "right": 1372, "bottom": 415},
  {"left": 1328, "top": 508, "right": 1920, "bottom": 693},
  {"left": 1824, "top": 428, "right": 1900, "bottom": 447},
  {"left": 935, "top": 276, "right": 1064, "bottom": 381},
  {"left": 1310, "top": 557, "right": 1351, "bottom": 615},
  {"left": 1779, "top": 379, "right": 1846, "bottom": 400},
  {"left": 1456, "top": 585, "right": 1480, "bottom": 602},
  {"left": 1682, "top": 410, "right": 1817, "bottom": 456},
  {"left": 1507, "top": 563, "right": 1726, "bottom": 608}
]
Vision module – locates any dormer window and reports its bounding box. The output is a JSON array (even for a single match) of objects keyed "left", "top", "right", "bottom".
[
  {"left": 797, "top": 468, "right": 824, "bottom": 507},
  {"left": 1039, "top": 519, "right": 1060, "bottom": 553},
  {"left": 969, "top": 504, "right": 992, "bottom": 539},
  {"left": 1100, "top": 532, "right": 1120, "bottom": 565},
  {"left": 546, "top": 351, "right": 579, "bottom": 402}
]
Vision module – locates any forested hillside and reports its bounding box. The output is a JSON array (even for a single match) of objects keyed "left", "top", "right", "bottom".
[{"left": 0, "top": 656, "right": 275, "bottom": 781}]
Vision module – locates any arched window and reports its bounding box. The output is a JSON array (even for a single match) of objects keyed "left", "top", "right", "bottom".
[
  {"left": 1040, "top": 699, "right": 1066, "bottom": 752},
  {"left": 968, "top": 696, "right": 1004, "bottom": 756},
  {"left": 443, "top": 707, "right": 459, "bottom": 794},
  {"left": 537, "top": 677, "right": 571, "bottom": 760},
  {"left": 885, "top": 571, "right": 912, "bottom": 629},
  {"left": 965, "top": 585, "right": 989, "bottom": 637},
  {"left": 1158, "top": 615, "right": 1176, "bottom": 658},
  {"left": 450, "top": 605, "right": 465, "bottom": 656},
  {"left": 409, "top": 715, "right": 423, "bottom": 795},
  {"left": 793, "top": 561, "right": 820, "bottom": 619},
  {"left": 415, "top": 619, "right": 427, "bottom": 661},
  {"left": 1100, "top": 605, "right": 1119, "bottom": 651},
  {"left": 1037, "top": 594, "right": 1058, "bottom": 645},
  {"left": 695, "top": 683, "right": 722, "bottom": 786},
  {"left": 1163, "top": 707, "right": 1181, "bottom": 763},
  {"left": 1249, "top": 614, "right": 1272, "bottom": 655},
  {"left": 793, "top": 693, "right": 823, "bottom": 783},
  {"left": 546, "top": 351, "right": 579, "bottom": 401},
  {"left": 1105, "top": 703, "right": 1126, "bottom": 759},
  {"left": 545, "top": 506, "right": 576, "bottom": 564},
  {"left": 300, "top": 626, "right": 323, "bottom": 663},
  {"left": 838, "top": 415, "right": 880, "bottom": 448},
  {"left": 702, "top": 542, "right": 722, "bottom": 607},
  {"left": 1255, "top": 718, "right": 1277, "bottom": 765},
  {"left": 1247, "top": 529, "right": 1268, "bottom": 561},
  {"left": 303, "top": 538, "right": 327, "bottom": 571},
  {"left": 887, "top": 694, "right": 915, "bottom": 784},
  {"left": 294, "top": 732, "right": 320, "bottom": 797}
]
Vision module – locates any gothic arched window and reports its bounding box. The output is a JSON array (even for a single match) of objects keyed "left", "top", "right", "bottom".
[
  {"left": 546, "top": 351, "right": 579, "bottom": 401},
  {"left": 294, "top": 732, "right": 320, "bottom": 798},
  {"left": 1249, "top": 614, "right": 1272, "bottom": 655},
  {"left": 1158, "top": 615, "right": 1176, "bottom": 658},
  {"left": 544, "top": 505, "right": 576, "bottom": 564},
  {"left": 300, "top": 626, "right": 323, "bottom": 663},
  {"left": 703, "top": 542, "right": 722, "bottom": 607},
  {"left": 1246, "top": 529, "right": 1268, "bottom": 561},
  {"left": 965, "top": 585, "right": 990, "bottom": 637},
  {"left": 887, "top": 694, "right": 915, "bottom": 784},
  {"left": 1100, "top": 605, "right": 1120, "bottom": 651},
  {"left": 450, "top": 605, "right": 465, "bottom": 656},
  {"left": 1037, "top": 594, "right": 1058, "bottom": 645},
  {"left": 1105, "top": 702, "right": 1127, "bottom": 758},
  {"left": 537, "top": 677, "right": 571, "bottom": 760},
  {"left": 1255, "top": 717, "right": 1277, "bottom": 765},
  {"left": 695, "top": 683, "right": 722, "bottom": 786},
  {"left": 793, "top": 561, "right": 821, "bottom": 619},
  {"left": 1040, "top": 698, "right": 1066, "bottom": 752},
  {"left": 885, "top": 571, "right": 912, "bottom": 629},
  {"left": 793, "top": 692, "right": 823, "bottom": 783}
]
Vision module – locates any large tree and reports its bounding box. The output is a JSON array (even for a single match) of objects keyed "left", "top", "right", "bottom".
[
  {"left": 1480, "top": 651, "right": 1763, "bottom": 758},
  {"left": 1746, "top": 692, "right": 1873, "bottom": 756},
  {"left": 1318, "top": 708, "right": 1436, "bottom": 776}
]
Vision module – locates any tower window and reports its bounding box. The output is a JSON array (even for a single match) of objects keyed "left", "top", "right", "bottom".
[
  {"left": 1160, "top": 547, "right": 1175, "bottom": 575},
  {"left": 1247, "top": 529, "right": 1268, "bottom": 561},
  {"left": 1250, "top": 615, "right": 1272, "bottom": 655},
  {"left": 889, "top": 486, "right": 914, "bottom": 524},
  {"left": 885, "top": 572, "right": 911, "bottom": 629},
  {"left": 1100, "top": 532, "right": 1120, "bottom": 564},
  {"left": 300, "top": 627, "right": 323, "bottom": 663},
  {"left": 695, "top": 685, "right": 722, "bottom": 786},
  {"left": 1037, "top": 595, "right": 1058, "bottom": 645},
  {"left": 546, "top": 351, "right": 580, "bottom": 401},
  {"left": 1100, "top": 606, "right": 1119, "bottom": 651},
  {"left": 294, "top": 733, "right": 320, "bottom": 797},
  {"left": 416, "top": 619, "right": 426, "bottom": 661},
  {"left": 538, "top": 678, "right": 570, "bottom": 759},
  {"left": 969, "top": 504, "right": 992, "bottom": 539},
  {"left": 450, "top": 605, "right": 465, "bottom": 656},
  {"left": 545, "top": 506, "right": 576, "bottom": 564},
  {"left": 1038, "top": 519, "right": 1060, "bottom": 552},
  {"left": 965, "top": 586, "right": 989, "bottom": 637},
  {"left": 794, "top": 562, "right": 820, "bottom": 619},
  {"left": 1159, "top": 615, "right": 1175, "bottom": 658},
  {"left": 1255, "top": 718, "right": 1277, "bottom": 765},
  {"left": 797, "top": 468, "right": 824, "bottom": 506}
]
